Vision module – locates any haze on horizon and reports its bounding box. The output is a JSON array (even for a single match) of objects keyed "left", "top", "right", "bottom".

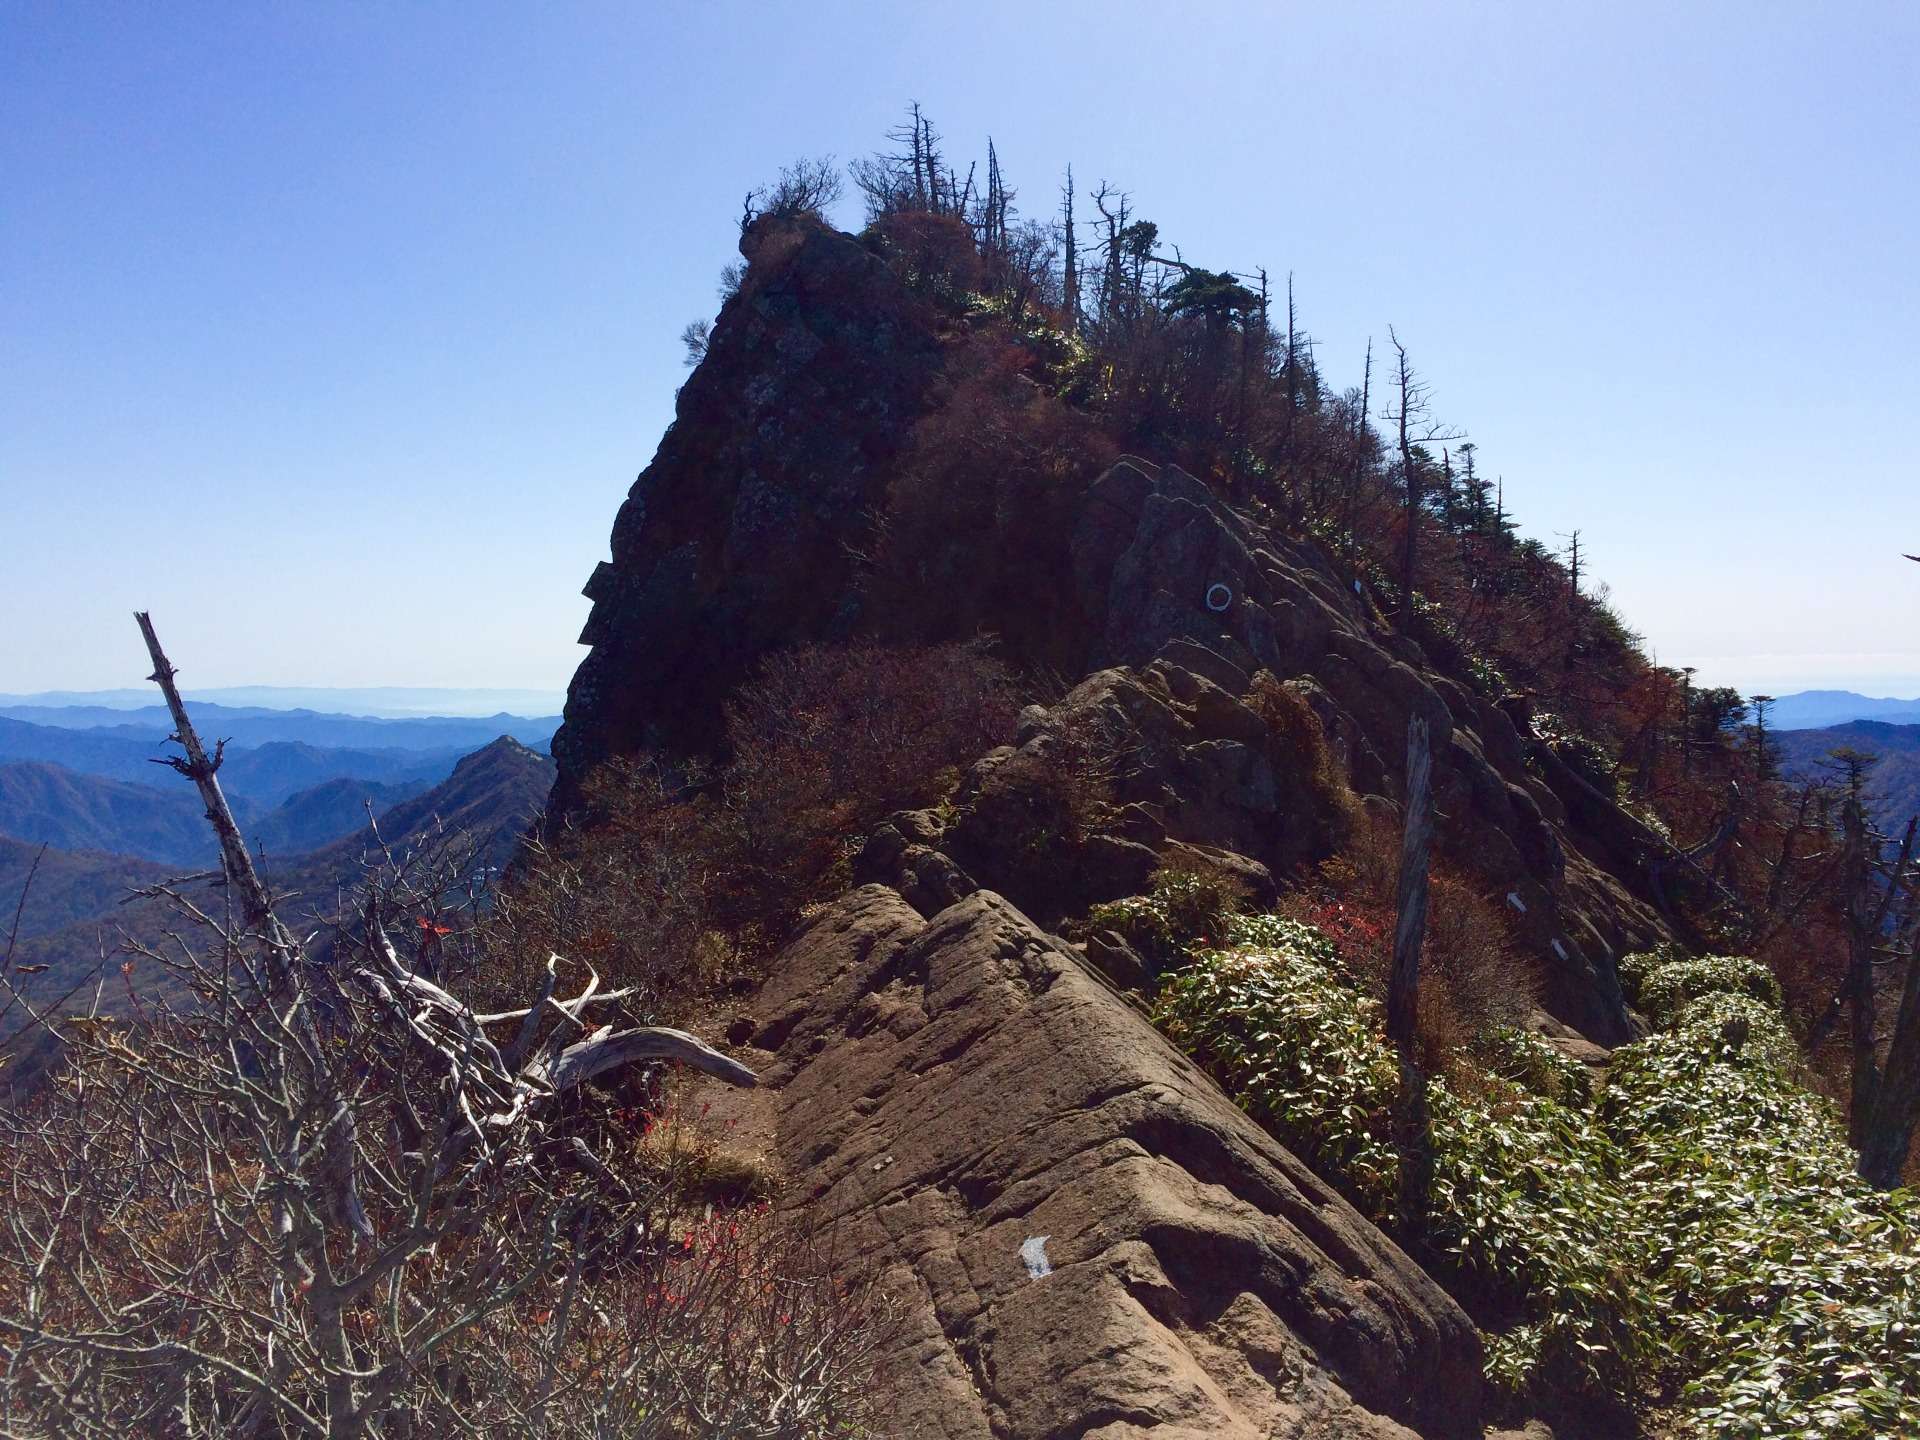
[{"left": 4, "top": 1, "right": 1917, "bottom": 699}]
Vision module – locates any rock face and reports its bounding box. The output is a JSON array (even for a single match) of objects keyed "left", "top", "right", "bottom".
[
  {"left": 750, "top": 884, "right": 1483, "bottom": 1440},
  {"left": 1046, "top": 457, "right": 1661, "bottom": 1041},
  {"left": 855, "top": 658, "right": 1340, "bottom": 936},
  {"left": 554, "top": 218, "right": 1674, "bottom": 1042},
  {"left": 552, "top": 217, "right": 946, "bottom": 791}
]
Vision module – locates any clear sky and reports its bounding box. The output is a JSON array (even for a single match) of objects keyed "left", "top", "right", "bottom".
[{"left": 4, "top": 1, "right": 1917, "bottom": 699}]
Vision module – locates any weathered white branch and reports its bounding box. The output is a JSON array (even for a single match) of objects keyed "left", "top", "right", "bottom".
[{"left": 548, "top": 1025, "right": 758, "bottom": 1092}]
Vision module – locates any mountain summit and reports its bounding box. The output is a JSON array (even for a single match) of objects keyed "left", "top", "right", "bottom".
[
  {"left": 558, "top": 212, "right": 1666, "bottom": 1043},
  {"left": 536, "top": 207, "right": 1782, "bottom": 1435}
]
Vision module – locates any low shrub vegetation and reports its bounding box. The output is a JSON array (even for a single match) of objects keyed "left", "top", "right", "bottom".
[
  {"left": 1078, "top": 860, "right": 1248, "bottom": 975},
  {"left": 0, "top": 855, "right": 889, "bottom": 1439},
  {"left": 551, "top": 637, "right": 1020, "bottom": 999},
  {"left": 1154, "top": 922, "right": 1920, "bottom": 1437}
]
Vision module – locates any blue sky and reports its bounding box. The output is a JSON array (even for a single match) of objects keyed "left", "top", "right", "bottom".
[{"left": 4, "top": 1, "right": 1917, "bottom": 698}]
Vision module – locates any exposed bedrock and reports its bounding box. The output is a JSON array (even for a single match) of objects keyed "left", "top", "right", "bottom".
[{"left": 749, "top": 884, "right": 1484, "bottom": 1440}]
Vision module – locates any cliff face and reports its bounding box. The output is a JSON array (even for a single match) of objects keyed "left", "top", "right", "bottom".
[
  {"left": 554, "top": 218, "right": 947, "bottom": 784},
  {"left": 553, "top": 215, "right": 1690, "bottom": 1436}
]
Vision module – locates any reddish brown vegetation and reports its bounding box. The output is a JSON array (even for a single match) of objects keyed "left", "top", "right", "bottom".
[
  {"left": 867, "top": 334, "right": 1117, "bottom": 672},
  {"left": 1280, "top": 812, "right": 1540, "bottom": 1072},
  {"left": 538, "top": 638, "right": 1020, "bottom": 1010}
]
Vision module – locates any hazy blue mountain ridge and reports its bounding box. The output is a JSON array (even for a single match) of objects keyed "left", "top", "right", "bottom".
[
  {"left": 243, "top": 775, "right": 433, "bottom": 858},
  {"left": 0, "top": 687, "right": 566, "bottom": 719},
  {"left": 1769, "top": 689, "right": 1920, "bottom": 730},
  {"left": 0, "top": 702, "right": 560, "bottom": 752},
  {"left": 1, "top": 736, "right": 558, "bottom": 1088},
  {"left": 0, "top": 717, "right": 471, "bottom": 804},
  {"left": 0, "top": 762, "right": 230, "bottom": 867}
]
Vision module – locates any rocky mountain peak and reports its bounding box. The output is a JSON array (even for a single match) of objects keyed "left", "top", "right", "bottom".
[{"left": 541, "top": 214, "right": 1727, "bottom": 1438}]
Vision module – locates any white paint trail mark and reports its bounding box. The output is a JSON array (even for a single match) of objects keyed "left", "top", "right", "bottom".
[
  {"left": 1506, "top": 891, "right": 1527, "bottom": 913},
  {"left": 1020, "top": 1235, "right": 1053, "bottom": 1280}
]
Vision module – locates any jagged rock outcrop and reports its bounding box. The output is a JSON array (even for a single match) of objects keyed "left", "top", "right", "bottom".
[
  {"left": 854, "top": 657, "right": 1336, "bottom": 933},
  {"left": 1050, "top": 457, "right": 1660, "bottom": 1040},
  {"left": 746, "top": 884, "right": 1483, "bottom": 1440},
  {"left": 554, "top": 217, "right": 947, "bottom": 784},
  {"left": 555, "top": 215, "right": 1671, "bottom": 1041}
]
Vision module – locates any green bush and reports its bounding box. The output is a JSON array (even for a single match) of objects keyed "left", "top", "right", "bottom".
[
  {"left": 1634, "top": 952, "right": 1780, "bottom": 1025},
  {"left": 1153, "top": 928, "right": 1920, "bottom": 1436},
  {"left": 1080, "top": 863, "right": 1248, "bottom": 976},
  {"left": 1603, "top": 1002, "right": 1918, "bottom": 1436},
  {"left": 1473, "top": 1025, "right": 1594, "bottom": 1106},
  {"left": 1153, "top": 917, "right": 1400, "bottom": 1207},
  {"left": 1155, "top": 918, "right": 1639, "bottom": 1398},
  {"left": 1615, "top": 943, "right": 1680, "bottom": 1001}
]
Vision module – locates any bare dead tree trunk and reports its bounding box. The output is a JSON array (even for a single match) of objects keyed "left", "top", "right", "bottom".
[
  {"left": 1283, "top": 271, "right": 1298, "bottom": 458},
  {"left": 1845, "top": 803, "right": 1881, "bottom": 1149},
  {"left": 1389, "top": 714, "right": 1434, "bottom": 1227},
  {"left": 1392, "top": 332, "right": 1418, "bottom": 623},
  {"left": 138, "top": 612, "right": 376, "bottom": 1245},
  {"left": 1345, "top": 337, "right": 1372, "bottom": 563},
  {"left": 1060, "top": 165, "right": 1079, "bottom": 335},
  {"left": 1861, "top": 879, "right": 1920, "bottom": 1187},
  {"left": 135, "top": 612, "right": 286, "bottom": 949},
  {"left": 1753, "top": 782, "right": 1817, "bottom": 943}
]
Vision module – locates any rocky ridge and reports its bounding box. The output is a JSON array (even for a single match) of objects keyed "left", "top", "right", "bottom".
[
  {"left": 553, "top": 214, "right": 1699, "bottom": 1436},
  {"left": 745, "top": 884, "right": 1482, "bottom": 1440},
  {"left": 557, "top": 219, "right": 1670, "bottom": 1041}
]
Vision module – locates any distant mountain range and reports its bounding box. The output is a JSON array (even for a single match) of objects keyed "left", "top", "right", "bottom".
[
  {"left": 0, "top": 686, "right": 567, "bottom": 719},
  {"left": 1774, "top": 720, "right": 1920, "bottom": 827},
  {"left": 0, "top": 695, "right": 559, "bottom": 898},
  {"left": 0, "top": 702, "right": 559, "bottom": 753},
  {"left": 0, "top": 717, "right": 469, "bottom": 807},
  {"left": 0, "top": 762, "right": 440, "bottom": 869},
  {"left": 272, "top": 737, "right": 557, "bottom": 888},
  {"left": 246, "top": 775, "right": 431, "bottom": 858},
  {"left": 1768, "top": 690, "right": 1920, "bottom": 730},
  {"left": 0, "top": 762, "right": 224, "bottom": 867},
  {"left": 2, "top": 736, "right": 558, "bottom": 1086}
]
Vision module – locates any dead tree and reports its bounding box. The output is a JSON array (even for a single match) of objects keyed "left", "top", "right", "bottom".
[
  {"left": 1282, "top": 272, "right": 1299, "bottom": 457},
  {"left": 1060, "top": 165, "right": 1079, "bottom": 334},
  {"left": 851, "top": 102, "right": 951, "bottom": 220},
  {"left": 1389, "top": 714, "right": 1435, "bottom": 1227},
  {"left": 1383, "top": 330, "right": 1464, "bottom": 623},
  {"left": 979, "top": 138, "right": 1009, "bottom": 272},
  {"left": 1342, "top": 337, "right": 1373, "bottom": 563},
  {"left": 1749, "top": 779, "right": 1832, "bottom": 951}
]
